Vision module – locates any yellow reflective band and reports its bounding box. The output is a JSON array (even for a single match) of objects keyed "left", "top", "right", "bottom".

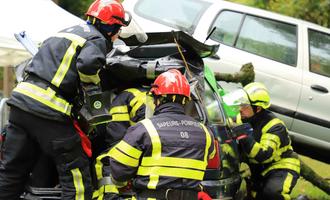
[
  {"left": 92, "top": 185, "right": 119, "bottom": 199},
  {"left": 130, "top": 98, "right": 144, "bottom": 119},
  {"left": 141, "top": 119, "right": 162, "bottom": 157},
  {"left": 261, "top": 158, "right": 300, "bottom": 176},
  {"left": 104, "top": 184, "right": 119, "bottom": 194},
  {"left": 260, "top": 137, "right": 278, "bottom": 150},
  {"left": 279, "top": 145, "right": 293, "bottom": 155},
  {"left": 55, "top": 32, "right": 86, "bottom": 46},
  {"left": 236, "top": 113, "right": 243, "bottom": 125},
  {"left": 14, "top": 82, "right": 72, "bottom": 115},
  {"left": 248, "top": 142, "right": 262, "bottom": 158},
  {"left": 262, "top": 118, "right": 285, "bottom": 134},
  {"left": 126, "top": 88, "right": 146, "bottom": 119},
  {"left": 51, "top": 43, "right": 77, "bottom": 87},
  {"left": 251, "top": 191, "right": 257, "bottom": 198},
  {"left": 147, "top": 174, "right": 159, "bottom": 189},
  {"left": 221, "top": 143, "right": 236, "bottom": 158},
  {"left": 141, "top": 157, "right": 207, "bottom": 170},
  {"left": 78, "top": 70, "right": 101, "bottom": 85},
  {"left": 110, "top": 105, "right": 128, "bottom": 115},
  {"left": 112, "top": 113, "right": 130, "bottom": 121},
  {"left": 92, "top": 190, "right": 99, "bottom": 199},
  {"left": 261, "top": 154, "right": 276, "bottom": 164},
  {"left": 109, "top": 147, "right": 139, "bottom": 167},
  {"left": 71, "top": 168, "right": 85, "bottom": 200},
  {"left": 281, "top": 173, "right": 293, "bottom": 200},
  {"left": 125, "top": 88, "right": 144, "bottom": 97},
  {"left": 52, "top": 33, "right": 86, "bottom": 87},
  {"left": 222, "top": 160, "right": 230, "bottom": 168},
  {"left": 209, "top": 144, "right": 216, "bottom": 160},
  {"left": 248, "top": 142, "right": 275, "bottom": 163},
  {"left": 137, "top": 166, "right": 204, "bottom": 180},
  {"left": 200, "top": 123, "right": 213, "bottom": 160},
  {"left": 248, "top": 158, "right": 259, "bottom": 164},
  {"left": 95, "top": 153, "right": 109, "bottom": 180},
  {"left": 140, "top": 119, "right": 161, "bottom": 188},
  {"left": 116, "top": 140, "right": 142, "bottom": 159}
]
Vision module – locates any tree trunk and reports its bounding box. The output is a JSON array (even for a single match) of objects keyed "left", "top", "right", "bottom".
[
  {"left": 214, "top": 62, "right": 255, "bottom": 86},
  {"left": 300, "top": 159, "right": 330, "bottom": 195}
]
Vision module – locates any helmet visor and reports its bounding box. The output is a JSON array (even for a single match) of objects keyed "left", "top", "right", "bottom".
[
  {"left": 120, "top": 17, "right": 148, "bottom": 43},
  {"left": 222, "top": 89, "right": 250, "bottom": 106}
]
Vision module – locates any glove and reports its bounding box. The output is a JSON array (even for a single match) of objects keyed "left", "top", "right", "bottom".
[
  {"left": 198, "top": 191, "right": 212, "bottom": 200},
  {"left": 231, "top": 123, "right": 253, "bottom": 140}
]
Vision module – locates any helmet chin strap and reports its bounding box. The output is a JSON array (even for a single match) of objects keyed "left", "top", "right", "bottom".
[
  {"left": 87, "top": 17, "right": 121, "bottom": 41},
  {"left": 252, "top": 105, "right": 258, "bottom": 115}
]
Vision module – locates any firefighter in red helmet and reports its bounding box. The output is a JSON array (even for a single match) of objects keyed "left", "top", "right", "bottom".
[
  {"left": 107, "top": 69, "right": 216, "bottom": 200},
  {"left": 0, "top": 0, "right": 130, "bottom": 199}
]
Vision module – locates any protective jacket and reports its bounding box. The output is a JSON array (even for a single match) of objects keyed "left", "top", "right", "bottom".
[
  {"left": 8, "top": 23, "right": 111, "bottom": 121},
  {"left": 109, "top": 102, "right": 216, "bottom": 191},
  {"left": 106, "top": 88, "right": 147, "bottom": 145},
  {"left": 240, "top": 109, "right": 300, "bottom": 177}
]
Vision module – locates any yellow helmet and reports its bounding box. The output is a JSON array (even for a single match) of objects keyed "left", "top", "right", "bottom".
[{"left": 243, "top": 82, "right": 270, "bottom": 109}]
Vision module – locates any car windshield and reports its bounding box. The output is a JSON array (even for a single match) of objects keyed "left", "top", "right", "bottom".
[{"left": 134, "top": 0, "right": 211, "bottom": 34}]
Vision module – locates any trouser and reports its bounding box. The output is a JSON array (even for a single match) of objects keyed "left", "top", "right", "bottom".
[
  {"left": 250, "top": 169, "right": 299, "bottom": 200},
  {"left": 0, "top": 106, "right": 92, "bottom": 200}
]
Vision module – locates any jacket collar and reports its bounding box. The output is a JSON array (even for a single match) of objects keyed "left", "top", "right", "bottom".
[{"left": 154, "top": 102, "right": 185, "bottom": 116}]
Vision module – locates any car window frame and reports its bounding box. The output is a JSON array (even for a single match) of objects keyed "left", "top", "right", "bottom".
[
  {"left": 308, "top": 28, "right": 330, "bottom": 78},
  {"left": 208, "top": 9, "right": 299, "bottom": 67}
]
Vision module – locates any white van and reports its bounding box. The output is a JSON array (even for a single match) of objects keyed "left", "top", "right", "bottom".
[{"left": 123, "top": 0, "right": 330, "bottom": 162}]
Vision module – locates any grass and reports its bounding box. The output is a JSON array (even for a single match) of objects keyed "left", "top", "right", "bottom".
[{"left": 291, "top": 155, "right": 330, "bottom": 200}]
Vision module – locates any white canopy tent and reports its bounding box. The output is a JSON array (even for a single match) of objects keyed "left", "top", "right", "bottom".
[{"left": 0, "top": 0, "right": 84, "bottom": 67}]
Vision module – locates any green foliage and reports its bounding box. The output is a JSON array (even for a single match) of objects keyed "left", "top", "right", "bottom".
[
  {"left": 58, "top": 0, "right": 94, "bottom": 19},
  {"left": 229, "top": 0, "right": 330, "bottom": 28}
]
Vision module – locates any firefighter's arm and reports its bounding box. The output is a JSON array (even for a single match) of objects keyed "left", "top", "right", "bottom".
[
  {"left": 105, "top": 93, "right": 131, "bottom": 145},
  {"left": 106, "top": 121, "right": 130, "bottom": 146},
  {"left": 109, "top": 124, "right": 145, "bottom": 184},
  {"left": 77, "top": 37, "right": 107, "bottom": 85},
  {"left": 240, "top": 124, "right": 284, "bottom": 164}
]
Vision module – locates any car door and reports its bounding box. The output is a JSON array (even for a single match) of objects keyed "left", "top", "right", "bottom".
[
  {"left": 290, "top": 26, "right": 330, "bottom": 151},
  {"left": 199, "top": 9, "right": 303, "bottom": 130}
]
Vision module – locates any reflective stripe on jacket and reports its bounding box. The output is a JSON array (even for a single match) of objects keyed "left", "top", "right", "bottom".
[
  {"left": 240, "top": 110, "right": 300, "bottom": 176},
  {"left": 109, "top": 103, "right": 215, "bottom": 190}
]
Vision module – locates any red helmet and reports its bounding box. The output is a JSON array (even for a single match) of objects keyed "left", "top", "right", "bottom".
[
  {"left": 86, "top": 0, "right": 129, "bottom": 26},
  {"left": 151, "top": 69, "right": 190, "bottom": 98}
]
